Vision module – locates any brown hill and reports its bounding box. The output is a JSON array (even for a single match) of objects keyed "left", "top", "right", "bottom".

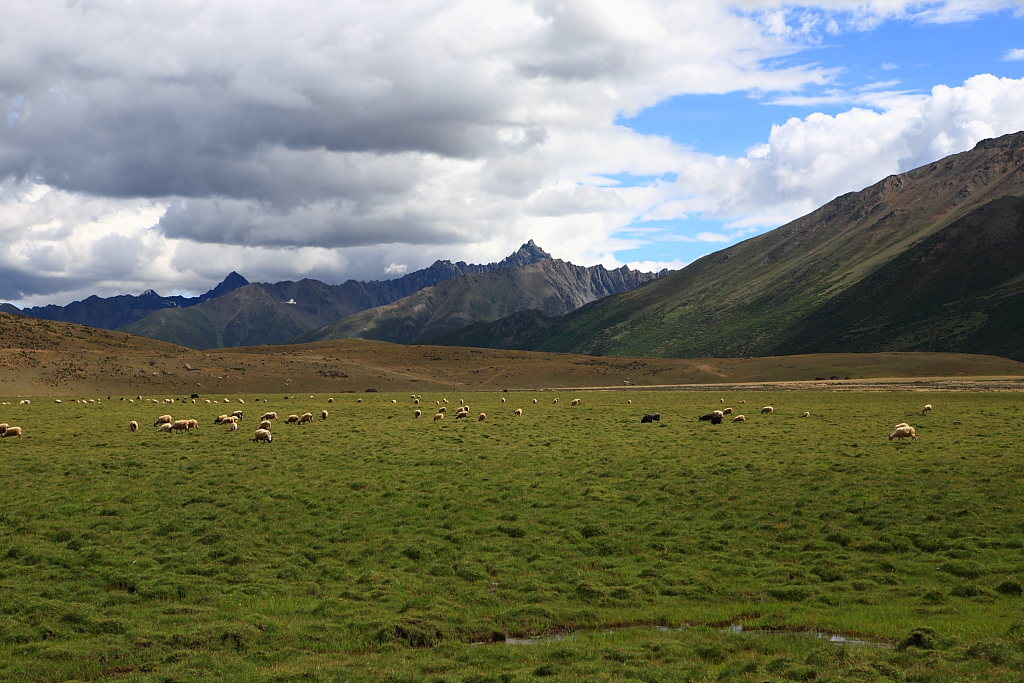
[{"left": 1, "top": 312, "right": 1021, "bottom": 397}]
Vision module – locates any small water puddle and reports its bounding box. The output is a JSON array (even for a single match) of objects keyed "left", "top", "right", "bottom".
[{"left": 486, "top": 623, "right": 891, "bottom": 649}]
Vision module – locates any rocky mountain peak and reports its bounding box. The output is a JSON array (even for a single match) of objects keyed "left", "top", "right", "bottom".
[{"left": 496, "top": 240, "right": 553, "bottom": 269}]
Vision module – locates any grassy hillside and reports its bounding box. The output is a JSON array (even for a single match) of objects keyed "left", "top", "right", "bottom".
[{"left": 510, "top": 133, "right": 1024, "bottom": 360}]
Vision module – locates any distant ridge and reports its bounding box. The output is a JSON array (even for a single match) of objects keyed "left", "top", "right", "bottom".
[
  {"left": 7, "top": 272, "right": 250, "bottom": 330},
  {"left": 120, "top": 241, "right": 660, "bottom": 349}
]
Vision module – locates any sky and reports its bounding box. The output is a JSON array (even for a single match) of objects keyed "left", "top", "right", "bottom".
[{"left": 2, "top": 0, "right": 1024, "bottom": 307}]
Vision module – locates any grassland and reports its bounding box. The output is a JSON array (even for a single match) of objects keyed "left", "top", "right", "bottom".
[{"left": 0, "top": 389, "right": 1022, "bottom": 681}]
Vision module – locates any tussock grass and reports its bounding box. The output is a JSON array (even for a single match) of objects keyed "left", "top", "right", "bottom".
[{"left": 0, "top": 390, "right": 1022, "bottom": 681}]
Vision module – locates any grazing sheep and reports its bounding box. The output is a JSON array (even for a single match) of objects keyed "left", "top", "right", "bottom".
[
  {"left": 552, "top": 398, "right": 559, "bottom": 404},
  {"left": 153, "top": 414, "right": 173, "bottom": 428},
  {"left": 228, "top": 422, "right": 239, "bottom": 431},
  {"left": 801, "top": 411, "right": 810, "bottom": 418},
  {"left": 627, "top": 400, "right": 632, "bottom": 404},
  {"left": 231, "top": 410, "right": 243, "bottom": 419},
  {"left": 214, "top": 414, "right": 229, "bottom": 424},
  {"left": 500, "top": 397, "right": 506, "bottom": 403},
  {"left": 720, "top": 398, "right": 725, "bottom": 403},
  {"left": 285, "top": 414, "right": 300, "bottom": 424},
  {"left": 261, "top": 412, "right": 278, "bottom": 421},
  {"left": 413, "top": 399, "right": 420, "bottom": 404},
  {"left": 761, "top": 406, "right": 774, "bottom": 414},
  {"left": 438, "top": 406, "right": 446, "bottom": 414},
  {"left": 433, "top": 412, "right": 444, "bottom": 422},
  {"left": 19, "top": 400, "right": 29, "bottom": 405},
  {"left": 514, "top": 408, "right": 523, "bottom": 416},
  {"left": 221, "top": 416, "right": 238, "bottom": 425},
  {"left": 1, "top": 426, "right": 23, "bottom": 439},
  {"left": 238, "top": 399, "right": 245, "bottom": 404},
  {"left": 356, "top": 398, "right": 362, "bottom": 403},
  {"left": 390, "top": 399, "right": 397, "bottom": 404},
  {"left": 893, "top": 422, "right": 910, "bottom": 429},
  {"left": 157, "top": 422, "right": 172, "bottom": 433},
  {"left": 739, "top": 400, "right": 746, "bottom": 404},
  {"left": 455, "top": 410, "right": 468, "bottom": 419},
  {"left": 532, "top": 399, "right": 538, "bottom": 404},
  {"left": 321, "top": 410, "right": 328, "bottom": 420},
  {"left": 722, "top": 407, "right": 733, "bottom": 415},
  {"left": 571, "top": 398, "right": 581, "bottom": 406},
  {"left": 169, "top": 420, "right": 190, "bottom": 433},
  {"left": 442, "top": 398, "right": 449, "bottom": 404},
  {"left": 414, "top": 410, "right": 422, "bottom": 418},
  {"left": 922, "top": 404, "right": 933, "bottom": 414},
  {"left": 254, "top": 428, "right": 273, "bottom": 443},
  {"left": 297, "top": 413, "right": 314, "bottom": 425},
  {"left": 732, "top": 415, "right": 746, "bottom": 423},
  {"left": 641, "top": 413, "right": 661, "bottom": 423},
  {"left": 478, "top": 412, "right": 486, "bottom": 421},
  {"left": 186, "top": 419, "right": 199, "bottom": 430},
  {"left": 889, "top": 425, "right": 917, "bottom": 441},
  {"left": 712, "top": 410, "right": 724, "bottom": 418},
  {"left": 129, "top": 420, "right": 139, "bottom": 431},
  {"left": 258, "top": 420, "right": 273, "bottom": 430},
  {"left": 327, "top": 397, "right": 334, "bottom": 403}
]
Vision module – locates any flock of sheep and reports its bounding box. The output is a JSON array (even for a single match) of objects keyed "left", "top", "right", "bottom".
[{"left": 0, "top": 395, "right": 932, "bottom": 444}]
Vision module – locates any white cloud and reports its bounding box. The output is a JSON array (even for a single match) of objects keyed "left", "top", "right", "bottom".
[{"left": 1003, "top": 47, "right": 1024, "bottom": 61}]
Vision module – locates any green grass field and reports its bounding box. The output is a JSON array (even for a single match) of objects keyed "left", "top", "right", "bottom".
[{"left": 0, "top": 390, "right": 1022, "bottom": 682}]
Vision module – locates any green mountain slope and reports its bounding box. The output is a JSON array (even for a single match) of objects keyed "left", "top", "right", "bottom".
[{"left": 456, "top": 132, "right": 1024, "bottom": 360}]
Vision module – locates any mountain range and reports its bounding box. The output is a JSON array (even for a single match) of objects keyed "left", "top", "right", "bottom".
[
  {"left": 435, "top": 131, "right": 1024, "bottom": 362},
  {"left": 4, "top": 240, "right": 664, "bottom": 350},
  {"left": 5, "top": 132, "right": 1024, "bottom": 362}
]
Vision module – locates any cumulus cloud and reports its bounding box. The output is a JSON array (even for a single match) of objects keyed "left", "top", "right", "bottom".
[
  {"left": 1004, "top": 48, "right": 1024, "bottom": 61},
  {"left": 1, "top": 1, "right": 1023, "bottom": 305}
]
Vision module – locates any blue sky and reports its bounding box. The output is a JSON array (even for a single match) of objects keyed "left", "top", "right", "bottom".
[
  {"left": 2, "top": 1, "right": 1024, "bottom": 305},
  {"left": 612, "top": 6, "right": 1024, "bottom": 268}
]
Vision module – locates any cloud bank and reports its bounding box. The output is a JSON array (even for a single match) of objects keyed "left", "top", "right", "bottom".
[{"left": 2, "top": 1, "right": 1024, "bottom": 305}]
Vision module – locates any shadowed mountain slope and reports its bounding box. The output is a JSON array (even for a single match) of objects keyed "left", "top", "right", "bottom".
[
  {"left": 293, "top": 259, "right": 661, "bottom": 344},
  {"left": 8, "top": 272, "right": 249, "bottom": 330}
]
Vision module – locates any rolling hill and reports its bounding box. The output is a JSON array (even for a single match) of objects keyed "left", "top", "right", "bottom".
[{"left": 443, "top": 131, "right": 1024, "bottom": 361}]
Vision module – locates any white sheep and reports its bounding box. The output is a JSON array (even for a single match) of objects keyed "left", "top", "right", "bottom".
[
  {"left": 153, "top": 414, "right": 173, "bottom": 428},
  {"left": 258, "top": 420, "right": 273, "bottom": 430},
  {"left": 712, "top": 410, "right": 724, "bottom": 418},
  {"left": 761, "top": 406, "right": 774, "bottom": 414},
  {"left": 231, "top": 410, "right": 243, "bottom": 419},
  {"left": 157, "top": 422, "right": 173, "bottom": 433},
  {"left": 261, "top": 412, "right": 278, "bottom": 421},
  {"left": 889, "top": 425, "right": 917, "bottom": 441},
  {"left": 327, "top": 397, "right": 334, "bottom": 403},
  {"left": 0, "top": 423, "right": 8, "bottom": 435},
  {"left": 500, "top": 397, "right": 506, "bottom": 403},
  {"left": 129, "top": 421, "right": 139, "bottom": 432},
  {"left": 414, "top": 410, "right": 422, "bottom": 418},
  {"left": 514, "top": 408, "right": 523, "bottom": 416},
  {"left": 477, "top": 412, "right": 487, "bottom": 421},
  {"left": 722, "top": 407, "right": 733, "bottom": 415},
  {"left": 533, "top": 399, "right": 538, "bottom": 404},
  {"left": 1, "top": 426, "right": 23, "bottom": 439},
  {"left": 186, "top": 419, "right": 199, "bottom": 431},
  {"left": 801, "top": 411, "right": 810, "bottom": 418},
  {"left": 228, "top": 422, "right": 239, "bottom": 431},
  {"left": 552, "top": 398, "right": 559, "bottom": 404},
  {"left": 254, "top": 428, "right": 273, "bottom": 443},
  {"left": 285, "top": 414, "right": 300, "bottom": 424},
  {"left": 732, "top": 415, "right": 746, "bottom": 423},
  {"left": 321, "top": 410, "right": 329, "bottom": 420},
  {"left": 433, "top": 412, "right": 444, "bottom": 422},
  {"left": 438, "top": 406, "right": 446, "bottom": 414},
  {"left": 169, "top": 419, "right": 190, "bottom": 433},
  {"left": 922, "top": 404, "right": 933, "bottom": 414},
  {"left": 298, "top": 412, "right": 314, "bottom": 425},
  {"left": 571, "top": 398, "right": 581, "bottom": 406}
]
